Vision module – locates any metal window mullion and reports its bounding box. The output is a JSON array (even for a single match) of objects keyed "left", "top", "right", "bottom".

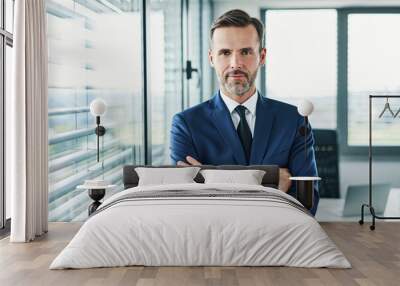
[
  {"left": 1, "top": 0, "right": 4, "bottom": 30},
  {"left": 198, "top": 0, "right": 203, "bottom": 103},
  {"left": 337, "top": 10, "right": 348, "bottom": 154},
  {"left": 180, "top": 0, "right": 186, "bottom": 110},
  {"left": 142, "top": 0, "right": 151, "bottom": 165},
  {"left": 185, "top": 0, "right": 189, "bottom": 108},
  {"left": 0, "top": 29, "right": 13, "bottom": 39},
  {"left": 0, "top": 33, "right": 4, "bottom": 229},
  {"left": 260, "top": 9, "right": 267, "bottom": 97}
]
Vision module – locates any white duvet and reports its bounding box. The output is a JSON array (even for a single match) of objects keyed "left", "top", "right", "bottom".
[{"left": 50, "top": 183, "right": 351, "bottom": 269}]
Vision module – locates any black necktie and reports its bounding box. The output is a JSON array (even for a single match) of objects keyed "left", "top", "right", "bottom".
[{"left": 235, "top": 105, "right": 252, "bottom": 164}]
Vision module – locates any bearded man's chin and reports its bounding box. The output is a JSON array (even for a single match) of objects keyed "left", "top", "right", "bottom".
[{"left": 228, "top": 86, "right": 250, "bottom": 96}]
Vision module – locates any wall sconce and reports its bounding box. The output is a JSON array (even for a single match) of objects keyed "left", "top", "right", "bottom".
[
  {"left": 90, "top": 99, "right": 107, "bottom": 162},
  {"left": 298, "top": 99, "right": 314, "bottom": 139},
  {"left": 290, "top": 99, "right": 321, "bottom": 211}
]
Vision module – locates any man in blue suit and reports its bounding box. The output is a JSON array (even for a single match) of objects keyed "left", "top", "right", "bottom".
[{"left": 170, "top": 9, "right": 319, "bottom": 215}]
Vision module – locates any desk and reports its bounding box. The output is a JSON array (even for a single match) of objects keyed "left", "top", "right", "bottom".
[{"left": 316, "top": 188, "right": 400, "bottom": 221}]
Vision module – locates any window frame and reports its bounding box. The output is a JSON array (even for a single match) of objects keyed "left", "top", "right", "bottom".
[
  {"left": 260, "top": 8, "right": 338, "bottom": 129},
  {"left": 261, "top": 7, "right": 400, "bottom": 157},
  {"left": 1, "top": 0, "right": 13, "bottom": 231},
  {"left": 44, "top": 0, "right": 212, "bottom": 221},
  {"left": 338, "top": 8, "right": 400, "bottom": 156}
]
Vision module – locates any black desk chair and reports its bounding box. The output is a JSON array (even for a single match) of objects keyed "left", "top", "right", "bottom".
[{"left": 313, "top": 129, "right": 340, "bottom": 198}]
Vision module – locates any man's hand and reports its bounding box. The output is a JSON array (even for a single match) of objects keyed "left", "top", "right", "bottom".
[
  {"left": 177, "top": 156, "right": 202, "bottom": 166},
  {"left": 278, "top": 168, "right": 292, "bottom": 193}
]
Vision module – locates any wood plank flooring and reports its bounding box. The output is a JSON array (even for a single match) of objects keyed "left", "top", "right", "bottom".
[{"left": 0, "top": 222, "right": 399, "bottom": 286}]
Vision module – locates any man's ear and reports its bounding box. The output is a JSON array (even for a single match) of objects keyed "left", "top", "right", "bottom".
[
  {"left": 260, "top": 48, "right": 267, "bottom": 66},
  {"left": 208, "top": 49, "right": 214, "bottom": 67}
]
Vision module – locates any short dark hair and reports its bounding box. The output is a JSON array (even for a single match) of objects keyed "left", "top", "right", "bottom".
[{"left": 210, "top": 9, "right": 265, "bottom": 50}]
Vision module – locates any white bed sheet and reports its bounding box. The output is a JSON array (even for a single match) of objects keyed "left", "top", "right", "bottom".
[{"left": 50, "top": 183, "right": 351, "bottom": 269}]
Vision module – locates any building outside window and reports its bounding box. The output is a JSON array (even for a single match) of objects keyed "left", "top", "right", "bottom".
[
  {"left": 347, "top": 13, "right": 400, "bottom": 147},
  {"left": 46, "top": 0, "right": 144, "bottom": 221},
  {"left": 1, "top": 0, "right": 14, "bottom": 229},
  {"left": 264, "top": 9, "right": 337, "bottom": 130},
  {"left": 149, "top": 0, "right": 183, "bottom": 165}
]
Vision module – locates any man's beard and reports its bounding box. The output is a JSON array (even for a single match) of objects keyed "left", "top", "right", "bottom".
[{"left": 220, "top": 69, "right": 257, "bottom": 96}]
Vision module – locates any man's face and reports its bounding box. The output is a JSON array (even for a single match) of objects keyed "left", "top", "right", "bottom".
[{"left": 209, "top": 25, "right": 266, "bottom": 98}]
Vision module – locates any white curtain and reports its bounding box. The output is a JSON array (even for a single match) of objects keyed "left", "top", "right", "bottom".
[{"left": 8, "top": 0, "right": 48, "bottom": 242}]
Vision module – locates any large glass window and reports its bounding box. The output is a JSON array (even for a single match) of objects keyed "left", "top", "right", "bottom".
[
  {"left": 200, "top": 0, "right": 213, "bottom": 101},
  {"left": 5, "top": 0, "right": 13, "bottom": 32},
  {"left": 149, "top": 0, "right": 183, "bottom": 165},
  {"left": 347, "top": 13, "right": 400, "bottom": 146},
  {"left": 187, "top": 0, "right": 202, "bottom": 107},
  {"left": 149, "top": 0, "right": 211, "bottom": 165},
  {"left": 5, "top": 44, "right": 11, "bottom": 220},
  {"left": 47, "top": 0, "right": 144, "bottom": 221},
  {"left": 1, "top": 0, "right": 14, "bottom": 229},
  {"left": 264, "top": 10, "right": 337, "bottom": 129},
  {"left": 0, "top": 36, "right": 3, "bottom": 230}
]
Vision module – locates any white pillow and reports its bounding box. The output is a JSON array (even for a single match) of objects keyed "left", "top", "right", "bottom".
[
  {"left": 200, "top": 169, "right": 266, "bottom": 185},
  {"left": 135, "top": 167, "right": 201, "bottom": 186}
]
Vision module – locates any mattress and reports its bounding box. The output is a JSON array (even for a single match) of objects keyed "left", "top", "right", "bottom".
[{"left": 50, "top": 183, "right": 351, "bottom": 269}]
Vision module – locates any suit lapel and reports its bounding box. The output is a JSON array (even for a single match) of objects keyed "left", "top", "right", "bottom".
[
  {"left": 250, "top": 94, "right": 275, "bottom": 164},
  {"left": 210, "top": 93, "right": 247, "bottom": 165}
]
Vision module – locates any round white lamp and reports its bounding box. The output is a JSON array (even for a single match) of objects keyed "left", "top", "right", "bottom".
[
  {"left": 298, "top": 99, "right": 314, "bottom": 137},
  {"left": 89, "top": 99, "right": 107, "bottom": 162},
  {"left": 297, "top": 99, "right": 314, "bottom": 117},
  {"left": 90, "top": 99, "right": 107, "bottom": 117}
]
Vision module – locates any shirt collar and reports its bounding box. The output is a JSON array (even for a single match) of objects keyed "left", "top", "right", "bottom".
[{"left": 220, "top": 89, "right": 258, "bottom": 116}]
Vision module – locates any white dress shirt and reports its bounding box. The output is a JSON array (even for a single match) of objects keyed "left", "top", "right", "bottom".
[{"left": 220, "top": 89, "right": 258, "bottom": 137}]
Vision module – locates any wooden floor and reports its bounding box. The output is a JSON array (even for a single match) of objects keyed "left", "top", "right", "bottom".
[{"left": 0, "top": 222, "right": 399, "bottom": 286}]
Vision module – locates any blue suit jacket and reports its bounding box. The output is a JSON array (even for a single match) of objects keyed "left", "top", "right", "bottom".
[{"left": 170, "top": 92, "right": 319, "bottom": 215}]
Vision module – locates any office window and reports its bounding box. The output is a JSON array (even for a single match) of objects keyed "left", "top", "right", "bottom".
[
  {"left": 150, "top": 0, "right": 183, "bottom": 165},
  {"left": 5, "top": 0, "right": 13, "bottom": 32},
  {"left": 0, "top": 27, "right": 3, "bottom": 230},
  {"left": 187, "top": 0, "right": 202, "bottom": 107},
  {"left": 0, "top": 27, "right": 3, "bottom": 231},
  {"left": 200, "top": 0, "right": 213, "bottom": 101},
  {"left": 264, "top": 10, "right": 337, "bottom": 129},
  {"left": 47, "top": 0, "right": 144, "bottom": 221},
  {"left": 348, "top": 14, "right": 400, "bottom": 146},
  {"left": 1, "top": 0, "right": 14, "bottom": 229},
  {"left": 5, "top": 45, "right": 12, "bottom": 220}
]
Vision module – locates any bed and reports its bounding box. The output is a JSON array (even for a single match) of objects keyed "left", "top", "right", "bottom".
[{"left": 50, "top": 165, "right": 350, "bottom": 269}]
